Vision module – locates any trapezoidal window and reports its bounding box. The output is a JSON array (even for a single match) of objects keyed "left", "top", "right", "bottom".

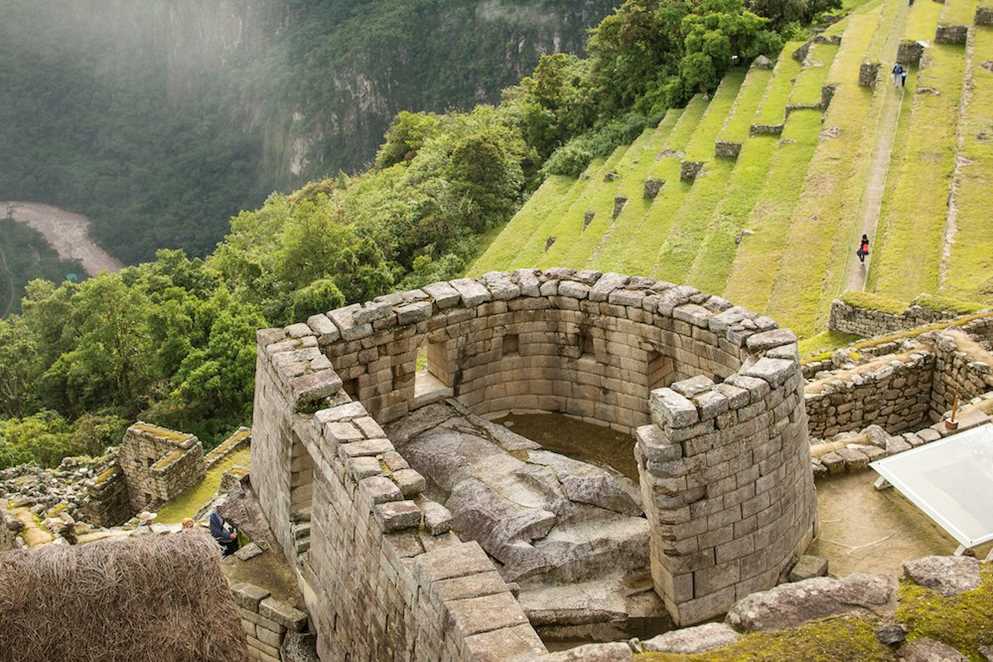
[{"left": 414, "top": 335, "right": 454, "bottom": 409}]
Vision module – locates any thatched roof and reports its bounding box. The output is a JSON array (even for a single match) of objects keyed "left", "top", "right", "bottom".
[{"left": 0, "top": 530, "right": 248, "bottom": 662}]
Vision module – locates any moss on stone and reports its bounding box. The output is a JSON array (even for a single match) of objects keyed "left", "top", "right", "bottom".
[
  {"left": 896, "top": 566, "right": 993, "bottom": 660},
  {"left": 636, "top": 616, "right": 891, "bottom": 662},
  {"left": 911, "top": 293, "right": 986, "bottom": 315},
  {"left": 841, "top": 291, "right": 909, "bottom": 315}
]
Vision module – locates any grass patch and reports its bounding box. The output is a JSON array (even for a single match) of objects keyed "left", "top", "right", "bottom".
[
  {"left": 754, "top": 42, "right": 807, "bottom": 126},
  {"left": 636, "top": 616, "right": 891, "bottom": 662},
  {"left": 942, "top": 24, "right": 993, "bottom": 302},
  {"left": 717, "top": 67, "right": 775, "bottom": 145},
  {"left": 722, "top": 109, "right": 825, "bottom": 311},
  {"left": 896, "top": 565, "right": 993, "bottom": 659},
  {"left": 841, "top": 290, "right": 908, "bottom": 314},
  {"left": 156, "top": 447, "right": 251, "bottom": 524},
  {"left": 800, "top": 329, "right": 861, "bottom": 360},
  {"left": 789, "top": 43, "right": 840, "bottom": 107},
  {"left": 912, "top": 292, "right": 986, "bottom": 314}
]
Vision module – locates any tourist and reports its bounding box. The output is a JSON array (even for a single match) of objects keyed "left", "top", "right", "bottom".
[
  {"left": 209, "top": 511, "right": 240, "bottom": 557},
  {"left": 181, "top": 517, "right": 196, "bottom": 531},
  {"left": 857, "top": 234, "right": 870, "bottom": 264},
  {"left": 901, "top": 68, "right": 908, "bottom": 87},
  {"left": 892, "top": 63, "right": 904, "bottom": 86}
]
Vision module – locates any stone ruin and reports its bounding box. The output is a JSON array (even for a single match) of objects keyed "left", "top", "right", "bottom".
[
  {"left": 250, "top": 269, "right": 816, "bottom": 659},
  {"left": 118, "top": 422, "right": 206, "bottom": 513}
]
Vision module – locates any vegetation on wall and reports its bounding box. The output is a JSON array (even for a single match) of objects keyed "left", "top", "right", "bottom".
[{"left": 0, "top": 0, "right": 839, "bottom": 469}]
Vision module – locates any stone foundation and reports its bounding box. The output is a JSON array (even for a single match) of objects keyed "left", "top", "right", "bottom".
[
  {"left": 232, "top": 583, "right": 310, "bottom": 662},
  {"left": 827, "top": 298, "right": 972, "bottom": 338},
  {"left": 251, "top": 269, "right": 817, "bottom": 653}
]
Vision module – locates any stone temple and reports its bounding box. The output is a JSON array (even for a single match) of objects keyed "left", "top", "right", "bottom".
[{"left": 251, "top": 269, "right": 817, "bottom": 660}]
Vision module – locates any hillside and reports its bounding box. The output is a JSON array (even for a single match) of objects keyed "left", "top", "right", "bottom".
[
  {"left": 472, "top": 0, "right": 993, "bottom": 339},
  {"left": 0, "top": 0, "right": 615, "bottom": 264}
]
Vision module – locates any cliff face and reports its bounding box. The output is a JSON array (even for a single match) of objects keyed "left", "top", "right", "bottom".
[{"left": 0, "top": 0, "right": 616, "bottom": 263}]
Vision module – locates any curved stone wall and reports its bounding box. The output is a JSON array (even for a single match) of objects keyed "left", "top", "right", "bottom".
[{"left": 251, "top": 269, "right": 817, "bottom": 658}]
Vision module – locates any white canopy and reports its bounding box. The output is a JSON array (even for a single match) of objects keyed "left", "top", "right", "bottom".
[{"left": 871, "top": 423, "right": 993, "bottom": 553}]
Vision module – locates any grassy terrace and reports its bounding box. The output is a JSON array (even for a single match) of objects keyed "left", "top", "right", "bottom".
[
  {"left": 651, "top": 71, "right": 754, "bottom": 281},
  {"left": 686, "top": 49, "right": 803, "bottom": 293},
  {"left": 716, "top": 66, "right": 776, "bottom": 146},
  {"left": 764, "top": 8, "right": 894, "bottom": 336},
  {"left": 721, "top": 36, "right": 852, "bottom": 312},
  {"left": 511, "top": 146, "right": 629, "bottom": 268},
  {"left": 942, "top": 23, "right": 993, "bottom": 301},
  {"left": 470, "top": 174, "right": 579, "bottom": 274},
  {"left": 589, "top": 96, "right": 709, "bottom": 273},
  {"left": 789, "top": 42, "right": 840, "bottom": 106},
  {"left": 869, "top": 0, "right": 972, "bottom": 302},
  {"left": 549, "top": 105, "right": 692, "bottom": 268}
]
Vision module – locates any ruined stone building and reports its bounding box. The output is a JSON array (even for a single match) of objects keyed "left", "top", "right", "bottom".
[{"left": 251, "top": 269, "right": 817, "bottom": 660}]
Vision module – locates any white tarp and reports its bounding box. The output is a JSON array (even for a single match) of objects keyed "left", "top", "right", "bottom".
[{"left": 870, "top": 423, "right": 993, "bottom": 551}]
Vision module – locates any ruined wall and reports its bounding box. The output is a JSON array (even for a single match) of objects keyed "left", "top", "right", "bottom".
[
  {"left": 117, "top": 423, "right": 205, "bottom": 512},
  {"left": 804, "top": 351, "right": 935, "bottom": 438},
  {"left": 80, "top": 464, "right": 132, "bottom": 527},
  {"left": 231, "top": 582, "right": 309, "bottom": 662},
  {"left": 252, "top": 269, "right": 817, "bottom": 647},
  {"left": 929, "top": 331, "right": 993, "bottom": 419},
  {"left": 828, "top": 298, "right": 969, "bottom": 338},
  {"left": 252, "top": 322, "right": 542, "bottom": 661}
]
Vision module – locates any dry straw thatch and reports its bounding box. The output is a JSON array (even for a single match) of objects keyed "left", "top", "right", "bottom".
[{"left": 0, "top": 530, "right": 248, "bottom": 662}]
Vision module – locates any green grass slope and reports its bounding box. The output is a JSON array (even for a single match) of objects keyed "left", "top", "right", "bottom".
[
  {"left": 469, "top": 0, "right": 992, "bottom": 339},
  {"left": 869, "top": 0, "right": 974, "bottom": 302},
  {"left": 942, "top": 19, "right": 993, "bottom": 301},
  {"left": 764, "top": 6, "right": 902, "bottom": 336}
]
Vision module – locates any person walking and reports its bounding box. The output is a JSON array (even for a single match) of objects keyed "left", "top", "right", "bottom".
[
  {"left": 901, "top": 68, "right": 908, "bottom": 87},
  {"left": 857, "top": 234, "right": 870, "bottom": 264},
  {"left": 892, "top": 63, "right": 904, "bottom": 87}
]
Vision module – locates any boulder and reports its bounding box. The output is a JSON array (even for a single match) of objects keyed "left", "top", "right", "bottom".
[
  {"left": 726, "top": 574, "right": 895, "bottom": 631},
  {"left": 898, "top": 638, "right": 968, "bottom": 662},
  {"left": 875, "top": 622, "right": 906, "bottom": 646},
  {"left": 524, "top": 451, "right": 641, "bottom": 515},
  {"left": 903, "top": 556, "right": 980, "bottom": 596},
  {"left": 641, "top": 622, "right": 739, "bottom": 654}
]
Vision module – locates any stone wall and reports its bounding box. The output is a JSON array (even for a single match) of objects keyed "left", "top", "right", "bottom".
[
  {"left": 80, "top": 464, "right": 132, "bottom": 527},
  {"left": 935, "top": 24, "right": 969, "bottom": 44},
  {"left": 977, "top": 5, "right": 993, "bottom": 25},
  {"left": 117, "top": 423, "right": 205, "bottom": 513},
  {"left": 252, "top": 322, "right": 543, "bottom": 661},
  {"left": 0, "top": 504, "right": 17, "bottom": 552},
  {"left": 828, "top": 298, "right": 967, "bottom": 338},
  {"left": 897, "top": 40, "right": 925, "bottom": 66},
  {"left": 251, "top": 269, "right": 817, "bottom": 649},
  {"left": 231, "top": 582, "right": 310, "bottom": 662},
  {"left": 804, "top": 351, "right": 935, "bottom": 438},
  {"left": 859, "top": 61, "right": 880, "bottom": 87},
  {"left": 929, "top": 331, "right": 993, "bottom": 419}
]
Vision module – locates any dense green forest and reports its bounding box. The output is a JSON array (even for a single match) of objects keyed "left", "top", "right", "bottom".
[
  {"left": 0, "top": 0, "right": 615, "bottom": 264},
  {"left": 0, "top": 0, "right": 840, "bottom": 469},
  {"left": 0, "top": 218, "right": 84, "bottom": 318}
]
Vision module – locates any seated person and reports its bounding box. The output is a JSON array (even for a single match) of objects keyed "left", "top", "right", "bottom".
[{"left": 209, "top": 510, "right": 239, "bottom": 557}]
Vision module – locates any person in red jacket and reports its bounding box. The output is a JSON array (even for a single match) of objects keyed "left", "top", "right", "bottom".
[{"left": 857, "top": 234, "right": 871, "bottom": 264}]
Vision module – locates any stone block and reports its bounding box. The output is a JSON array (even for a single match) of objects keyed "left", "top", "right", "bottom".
[
  {"left": 445, "top": 592, "right": 530, "bottom": 636},
  {"left": 650, "top": 389, "right": 699, "bottom": 428},
  {"left": 416, "top": 541, "right": 494, "bottom": 583},
  {"left": 374, "top": 500, "right": 422, "bottom": 532},
  {"left": 359, "top": 476, "right": 403, "bottom": 504},
  {"left": 464, "top": 624, "right": 547, "bottom": 661},
  {"left": 396, "top": 301, "right": 433, "bottom": 325},
  {"left": 392, "top": 468, "right": 426, "bottom": 497},
  {"left": 788, "top": 555, "right": 829, "bottom": 582},
  {"left": 420, "top": 500, "right": 454, "bottom": 535},
  {"left": 259, "top": 598, "right": 308, "bottom": 631},
  {"left": 422, "top": 281, "right": 462, "bottom": 308},
  {"left": 231, "top": 582, "right": 271, "bottom": 611},
  {"left": 450, "top": 278, "right": 492, "bottom": 306}
]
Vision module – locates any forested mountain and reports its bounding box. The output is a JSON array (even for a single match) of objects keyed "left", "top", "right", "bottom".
[{"left": 0, "top": 0, "right": 616, "bottom": 263}]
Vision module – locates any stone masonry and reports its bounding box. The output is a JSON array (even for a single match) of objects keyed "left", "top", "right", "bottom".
[
  {"left": 117, "top": 422, "right": 205, "bottom": 513},
  {"left": 828, "top": 298, "right": 985, "bottom": 338},
  {"left": 251, "top": 269, "right": 817, "bottom": 658}
]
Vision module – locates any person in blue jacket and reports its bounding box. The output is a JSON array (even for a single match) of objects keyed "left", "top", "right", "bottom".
[{"left": 209, "top": 510, "right": 240, "bottom": 557}]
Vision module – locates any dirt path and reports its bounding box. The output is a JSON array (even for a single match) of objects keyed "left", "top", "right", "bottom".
[
  {"left": 2, "top": 201, "right": 122, "bottom": 276},
  {"left": 843, "top": 3, "right": 910, "bottom": 293}
]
